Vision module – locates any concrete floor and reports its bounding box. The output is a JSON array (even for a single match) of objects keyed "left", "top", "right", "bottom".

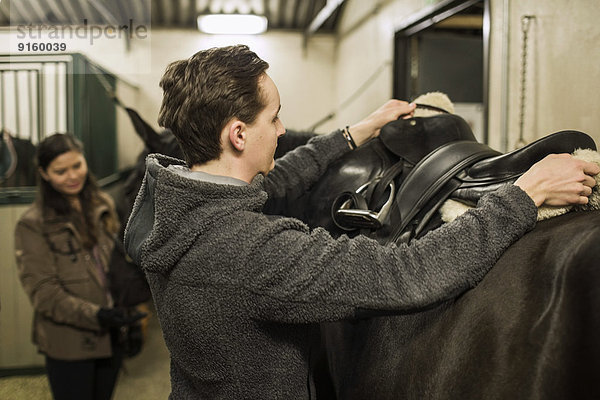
[{"left": 0, "top": 311, "right": 171, "bottom": 400}]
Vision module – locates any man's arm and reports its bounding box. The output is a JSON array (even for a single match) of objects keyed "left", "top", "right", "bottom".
[
  {"left": 263, "top": 130, "right": 350, "bottom": 216},
  {"left": 244, "top": 184, "right": 537, "bottom": 323},
  {"left": 263, "top": 100, "right": 416, "bottom": 215},
  {"left": 250, "top": 153, "right": 599, "bottom": 323}
]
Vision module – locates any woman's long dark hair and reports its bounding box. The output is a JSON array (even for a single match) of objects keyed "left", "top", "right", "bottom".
[{"left": 36, "top": 133, "right": 118, "bottom": 247}]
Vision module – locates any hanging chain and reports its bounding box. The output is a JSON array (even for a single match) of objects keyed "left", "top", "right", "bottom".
[{"left": 516, "top": 15, "right": 535, "bottom": 148}]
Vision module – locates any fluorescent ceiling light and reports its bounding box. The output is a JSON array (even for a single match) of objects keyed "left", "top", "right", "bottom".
[{"left": 197, "top": 14, "right": 268, "bottom": 35}]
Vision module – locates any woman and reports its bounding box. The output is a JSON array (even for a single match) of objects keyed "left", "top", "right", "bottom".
[{"left": 14, "top": 133, "right": 142, "bottom": 400}]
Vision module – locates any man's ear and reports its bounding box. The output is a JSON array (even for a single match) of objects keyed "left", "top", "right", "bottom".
[{"left": 228, "top": 120, "right": 247, "bottom": 152}]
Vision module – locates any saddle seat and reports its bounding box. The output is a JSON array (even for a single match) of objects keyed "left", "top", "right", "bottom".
[
  {"left": 452, "top": 130, "right": 597, "bottom": 203},
  {"left": 326, "top": 114, "right": 479, "bottom": 232},
  {"left": 379, "top": 114, "right": 477, "bottom": 164},
  {"left": 391, "top": 130, "right": 597, "bottom": 243}
]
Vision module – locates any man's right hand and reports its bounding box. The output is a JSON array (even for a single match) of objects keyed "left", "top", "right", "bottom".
[
  {"left": 348, "top": 100, "right": 416, "bottom": 146},
  {"left": 514, "top": 153, "right": 600, "bottom": 207}
]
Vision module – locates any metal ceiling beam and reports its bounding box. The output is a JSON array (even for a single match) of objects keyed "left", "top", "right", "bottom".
[
  {"left": 151, "top": 0, "right": 163, "bottom": 26},
  {"left": 263, "top": 0, "right": 271, "bottom": 23},
  {"left": 116, "top": 0, "right": 131, "bottom": 24},
  {"left": 56, "top": 0, "right": 82, "bottom": 24},
  {"left": 134, "top": 0, "right": 148, "bottom": 23},
  {"left": 10, "top": 0, "right": 37, "bottom": 24},
  {"left": 159, "top": 0, "right": 174, "bottom": 26},
  {"left": 25, "top": 0, "right": 51, "bottom": 23},
  {"left": 394, "top": 0, "right": 481, "bottom": 37},
  {"left": 125, "top": 0, "right": 139, "bottom": 23},
  {"left": 177, "top": 0, "right": 191, "bottom": 26},
  {"left": 171, "top": 0, "right": 181, "bottom": 25},
  {"left": 305, "top": 0, "right": 344, "bottom": 35},
  {"left": 136, "top": 0, "right": 151, "bottom": 24},
  {"left": 338, "top": 0, "right": 393, "bottom": 40},
  {"left": 0, "top": 0, "right": 347, "bottom": 31},
  {"left": 275, "top": 0, "right": 284, "bottom": 28},
  {"left": 0, "top": 3, "right": 10, "bottom": 22},
  {"left": 187, "top": 0, "right": 197, "bottom": 27},
  {"left": 282, "top": 0, "right": 296, "bottom": 28},
  {"left": 67, "top": 0, "right": 86, "bottom": 22},
  {"left": 303, "top": 0, "right": 319, "bottom": 31},
  {"left": 291, "top": 0, "right": 304, "bottom": 29},
  {"left": 124, "top": 0, "right": 150, "bottom": 25},
  {"left": 89, "top": 0, "right": 120, "bottom": 25},
  {"left": 44, "top": 0, "right": 69, "bottom": 21}
]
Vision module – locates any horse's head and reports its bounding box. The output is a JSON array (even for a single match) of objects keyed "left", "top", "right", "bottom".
[
  {"left": 122, "top": 107, "right": 184, "bottom": 159},
  {"left": 0, "top": 129, "right": 37, "bottom": 187},
  {"left": 146, "top": 128, "right": 184, "bottom": 159},
  {"left": 0, "top": 130, "right": 12, "bottom": 181}
]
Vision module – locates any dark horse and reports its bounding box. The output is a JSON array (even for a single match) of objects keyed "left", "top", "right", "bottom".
[
  {"left": 0, "top": 129, "right": 37, "bottom": 188},
  {"left": 321, "top": 210, "right": 600, "bottom": 399},
  {"left": 302, "top": 113, "right": 600, "bottom": 399},
  {"left": 121, "top": 108, "right": 600, "bottom": 398},
  {"left": 117, "top": 106, "right": 317, "bottom": 222}
]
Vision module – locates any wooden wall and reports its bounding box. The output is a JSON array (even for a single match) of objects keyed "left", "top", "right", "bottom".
[{"left": 0, "top": 204, "right": 44, "bottom": 369}]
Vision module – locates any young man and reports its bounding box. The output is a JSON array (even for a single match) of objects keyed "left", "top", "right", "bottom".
[{"left": 124, "top": 45, "right": 599, "bottom": 399}]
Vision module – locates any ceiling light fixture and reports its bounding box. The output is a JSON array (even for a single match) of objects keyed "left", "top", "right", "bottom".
[{"left": 197, "top": 14, "right": 268, "bottom": 35}]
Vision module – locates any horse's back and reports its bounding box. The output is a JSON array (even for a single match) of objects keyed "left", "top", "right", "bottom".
[{"left": 323, "top": 210, "right": 600, "bottom": 400}]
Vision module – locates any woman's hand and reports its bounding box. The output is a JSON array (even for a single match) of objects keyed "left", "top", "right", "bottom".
[
  {"left": 514, "top": 153, "right": 600, "bottom": 207},
  {"left": 348, "top": 100, "right": 416, "bottom": 147}
]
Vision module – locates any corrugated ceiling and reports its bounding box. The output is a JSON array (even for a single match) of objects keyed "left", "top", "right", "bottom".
[{"left": 0, "top": 0, "right": 345, "bottom": 33}]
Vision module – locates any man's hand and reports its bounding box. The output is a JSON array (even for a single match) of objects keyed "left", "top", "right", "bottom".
[
  {"left": 514, "top": 153, "right": 600, "bottom": 207},
  {"left": 348, "top": 100, "right": 416, "bottom": 147}
]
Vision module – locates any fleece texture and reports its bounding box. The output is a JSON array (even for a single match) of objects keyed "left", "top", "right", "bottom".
[
  {"left": 409, "top": 92, "right": 600, "bottom": 223},
  {"left": 413, "top": 91, "right": 455, "bottom": 116},
  {"left": 124, "top": 130, "right": 538, "bottom": 400},
  {"left": 441, "top": 148, "right": 600, "bottom": 223}
]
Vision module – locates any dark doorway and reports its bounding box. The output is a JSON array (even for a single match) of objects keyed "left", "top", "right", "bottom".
[{"left": 394, "top": 0, "right": 488, "bottom": 141}]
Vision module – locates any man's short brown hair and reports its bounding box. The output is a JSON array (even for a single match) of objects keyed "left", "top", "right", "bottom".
[{"left": 158, "top": 45, "right": 269, "bottom": 166}]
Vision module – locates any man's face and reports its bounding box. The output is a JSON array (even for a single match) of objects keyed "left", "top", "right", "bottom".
[{"left": 245, "top": 74, "right": 286, "bottom": 175}]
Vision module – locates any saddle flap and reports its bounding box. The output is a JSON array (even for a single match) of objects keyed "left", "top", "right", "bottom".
[
  {"left": 379, "top": 114, "right": 478, "bottom": 165},
  {"left": 466, "top": 130, "right": 597, "bottom": 180},
  {"left": 393, "top": 141, "right": 501, "bottom": 236}
]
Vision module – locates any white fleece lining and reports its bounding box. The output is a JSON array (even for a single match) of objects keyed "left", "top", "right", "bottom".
[{"left": 440, "top": 148, "right": 600, "bottom": 223}]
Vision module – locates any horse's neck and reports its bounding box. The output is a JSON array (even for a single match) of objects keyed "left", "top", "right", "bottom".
[{"left": 0, "top": 131, "right": 18, "bottom": 184}]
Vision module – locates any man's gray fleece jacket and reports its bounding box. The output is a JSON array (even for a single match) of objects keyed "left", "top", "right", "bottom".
[{"left": 124, "top": 130, "right": 537, "bottom": 399}]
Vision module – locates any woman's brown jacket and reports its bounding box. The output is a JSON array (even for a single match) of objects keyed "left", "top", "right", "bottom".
[{"left": 14, "top": 192, "right": 118, "bottom": 360}]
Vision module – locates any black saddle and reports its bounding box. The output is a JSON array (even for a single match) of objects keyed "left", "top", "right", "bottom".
[{"left": 304, "top": 113, "right": 596, "bottom": 244}]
